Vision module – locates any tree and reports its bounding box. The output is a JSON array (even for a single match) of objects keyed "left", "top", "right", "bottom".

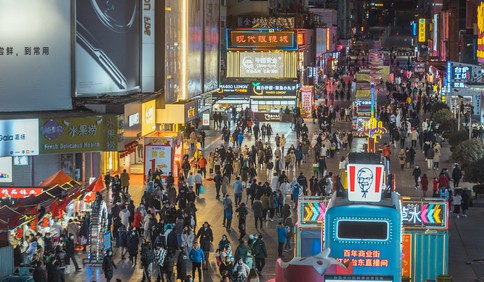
[
  {"left": 433, "top": 109, "right": 457, "bottom": 136},
  {"left": 447, "top": 129, "right": 469, "bottom": 149},
  {"left": 452, "top": 139, "right": 484, "bottom": 169},
  {"left": 463, "top": 158, "right": 484, "bottom": 183},
  {"left": 431, "top": 102, "right": 450, "bottom": 114}
]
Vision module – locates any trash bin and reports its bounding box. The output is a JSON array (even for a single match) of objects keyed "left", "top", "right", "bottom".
[{"left": 436, "top": 274, "right": 452, "bottom": 282}]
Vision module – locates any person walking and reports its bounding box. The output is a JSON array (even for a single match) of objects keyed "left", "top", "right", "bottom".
[
  {"left": 195, "top": 170, "right": 203, "bottom": 196},
  {"left": 420, "top": 174, "right": 429, "bottom": 197},
  {"left": 253, "top": 198, "right": 263, "bottom": 229},
  {"left": 452, "top": 163, "right": 462, "bottom": 188},
  {"left": 176, "top": 246, "right": 189, "bottom": 281},
  {"left": 141, "top": 241, "right": 154, "bottom": 282},
  {"left": 425, "top": 147, "right": 434, "bottom": 170},
  {"left": 189, "top": 242, "right": 205, "bottom": 281},
  {"left": 222, "top": 195, "right": 232, "bottom": 227},
  {"left": 412, "top": 165, "right": 422, "bottom": 189},
  {"left": 196, "top": 222, "right": 213, "bottom": 270},
  {"left": 120, "top": 169, "right": 130, "bottom": 194},
  {"left": 453, "top": 191, "right": 463, "bottom": 218},
  {"left": 102, "top": 249, "right": 117, "bottom": 282},
  {"left": 66, "top": 233, "right": 81, "bottom": 272},
  {"left": 398, "top": 148, "right": 406, "bottom": 170},
  {"left": 252, "top": 235, "right": 267, "bottom": 275},
  {"left": 233, "top": 176, "right": 244, "bottom": 206},
  {"left": 236, "top": 203, "right": 248, "bottom": 240},
  {"left": 277, "top": 222, "right": 288, "bottom": 258},
  {"left": 127, "top": 229, "right": 140, "bottom": 266}
]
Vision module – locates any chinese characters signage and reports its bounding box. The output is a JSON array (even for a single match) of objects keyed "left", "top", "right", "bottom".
[
  {"left": 144, "top": 145, "right": 171, "bottom": 177},
  {"left": 0, "top": 0, "right": 72, "bottom": 113},
  {"left": 39, "top": 116, "right": 119, "bottom": 154},
  {"left": 401, "top": 199, "right": 448, "bottom": 229},
  {"left": 1, "top": 187, "right": 43, "bottom": 199},
  {"left": 337, "top": 249, "right": 389, "bottom": 268},
  {"left": 0, "top": 119, "right": 39, "bottom": 157},
  {"left": 239, "top": 52, "right": 284, "bottom": 77},
  {"left": 227, "top": 29, "right": 297, "bottom": 50},
  {"left": 401, "top": 234, "right": 412, "bottom": 277},
  {"left": 418, "top": 18, "right": 426, "bottom": 43},
  {"left": 347, "top": 164, "right": 384, "bottom": 202},
  {"left": 300, "top": 86, "right": 314, "bottom": 115},
  {"left": 217, "top": 81, "right": 298, "bottom": 96},
  {"left": 447, "top": 61, "right": 482, "bottom": 89},
  {"left": 477, "top": 1, "right": 484, "bottom": 62}
]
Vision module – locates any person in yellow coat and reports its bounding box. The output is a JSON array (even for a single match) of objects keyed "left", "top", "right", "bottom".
[{"left": 120, "top": 169, "right": 130, "bottom": 194}]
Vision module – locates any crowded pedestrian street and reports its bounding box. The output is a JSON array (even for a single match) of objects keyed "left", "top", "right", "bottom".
[{"left": 3, "top": 1, "right": 484, "bottom": 282}]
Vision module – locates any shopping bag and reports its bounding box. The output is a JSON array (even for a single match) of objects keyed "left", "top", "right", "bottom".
[{"left": 200, "top": 186, "right": 205, "bottom": 194}]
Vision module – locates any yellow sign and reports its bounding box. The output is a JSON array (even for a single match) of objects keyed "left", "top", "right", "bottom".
[
  {"left": 141, "top": 100, "right": 156, "bottom": 136},
  {"left": 418, "top": 18, "right": 426, "bottom": 43},
  {"left": 478, "top": 2, "right": 484, "bottom": 60},
  {"left": 39, "top": 116, "right": 118, "bottom": 154}
]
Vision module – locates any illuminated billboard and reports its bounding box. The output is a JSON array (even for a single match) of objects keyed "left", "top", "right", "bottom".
[
  {"left": 227, "top": 29, "right": 297, "bottom": 50},
  {"left": 227, "top": 51, "right": 297, "bottom": 78},
  {"left": 76, "top": 0, "right": 140, "bottom": 96},
  {"left": 418, "top": 18, "right": 426, "bottom": 43},
  {"left": 478, "top": 1, "right": 484, "bottom": 62},
  {"left": 0, "top": 119, "right": 39, "bottom": 157},
  {"left": 239, "top": 52, "right": 284, "bottom": 77},
  {"left": 0, "top": 0, "right": 72, "bottom": 112}
]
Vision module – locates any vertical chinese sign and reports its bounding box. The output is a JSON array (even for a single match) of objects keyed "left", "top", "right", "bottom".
[
  {"left": 418, "top": 19, "right": 426, "bottom": 43},
  {"left": 401, "top": 234, "right": 412, "bottom": 278},
  {"left": 300, "top": 86, "right": 313, "bottom": 116}
]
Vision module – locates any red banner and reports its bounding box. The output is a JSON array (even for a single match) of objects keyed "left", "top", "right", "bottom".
[{"left": 0, "top": 187, "right": 43, "bottom": 198}]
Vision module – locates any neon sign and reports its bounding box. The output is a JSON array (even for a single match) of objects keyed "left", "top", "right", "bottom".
[
  {"left": 337, "top": 249, "right": 389, "bottom": 267},
  {"left": 401, "top": 200, "right": 448, "bottom": 229},
  {"left": 227, "top": 29, "right": 297, "bottom": 50}
]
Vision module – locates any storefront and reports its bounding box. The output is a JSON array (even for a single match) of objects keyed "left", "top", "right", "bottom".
[
  {"left": 214, "top": 81, "right": 299, "bottom": 121},
  {"left": 37, "top": 115, "right": 120, "bottom": 184}
]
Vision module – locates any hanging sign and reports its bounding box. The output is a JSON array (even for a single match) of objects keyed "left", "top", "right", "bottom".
[
  {"left": 347, "top": 164, "right": 384, "bottom": 202},
  {"left": 1, "top": 187, "right": 43, "bottom": 198}
]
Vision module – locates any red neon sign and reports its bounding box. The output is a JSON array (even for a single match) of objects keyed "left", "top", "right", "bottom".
[{"left": 1, "top": 187, "right": 43, "bottom": 198}]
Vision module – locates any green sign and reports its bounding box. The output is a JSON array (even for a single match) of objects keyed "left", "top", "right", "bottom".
[{"left": 39, "top": 115, "right": 118, "bottom": 154}]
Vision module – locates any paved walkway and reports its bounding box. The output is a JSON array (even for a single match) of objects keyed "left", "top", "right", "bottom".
[{"left": 67, "top": 105, "right": 484, "bottom": 282}]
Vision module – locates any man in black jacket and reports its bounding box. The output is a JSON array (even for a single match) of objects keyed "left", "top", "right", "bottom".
[
  {"left": 297, "top": 172, "right": 308, "bottom": 195},
  {"left": 176, "top": 246, "right": 189, "bottom": 281},
  {"left": 65, "top": 233, "right": 81, "bottom": 272},
  {"left": 252, "top": 235, "right": 267, "bottom": 275}
]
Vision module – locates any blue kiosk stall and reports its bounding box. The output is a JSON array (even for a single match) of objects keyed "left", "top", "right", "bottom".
[
  {"left": 400, "top": 197, "right": 449, "bottom": 281},
  {"left": 295, "top": 196, "right": 331, "bottom": 257},
  {"left": 323, "top": 158, "right": 402, "bottom": 282}
]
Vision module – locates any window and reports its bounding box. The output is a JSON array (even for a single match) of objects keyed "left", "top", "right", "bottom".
[{"left": 337, "top": 220, "right": 388, "bottom": 240}]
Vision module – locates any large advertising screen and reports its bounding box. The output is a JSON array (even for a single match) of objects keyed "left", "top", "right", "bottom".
[
  {"left": 188, "top": 0, "right": 203, "bottom": 98},
  {"left": 239, "top": 52, "right": 284, "bottom": 77},
  {"left": 227, "top": 51, "right": 297, "bottom": 78},
  {"left": 203, "top": 0, "right": 220, "bottom": 92},
  {"left": 478, "top": 1, "right": 484, "bottom": 62},
  {"left": 0, "top": 119, "right": 39, "bottom": 157},
  {"left": 0, "top": 0, "right": 72, "bottom": 112},
  {"left": 76, "top": 0, "right": 140, "bottom": 96}
]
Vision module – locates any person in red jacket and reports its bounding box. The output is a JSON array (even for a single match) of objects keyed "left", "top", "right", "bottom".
[
  {"left": 132, "top": 208, "right": 143, "bottom": 232},
  {"left": 438, "top": 173, "right": 449, "bottom": 189},
  {"left": 198, "top": 155, "right": 208, "bottom": 178}
]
